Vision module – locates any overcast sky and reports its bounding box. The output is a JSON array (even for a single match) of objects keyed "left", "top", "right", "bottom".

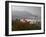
[
  {"left": 11, "top": 5, "right": 41, "bottom": 20},
  {"left": 12, "top": 5, "right": 41, "bottom": 17}
]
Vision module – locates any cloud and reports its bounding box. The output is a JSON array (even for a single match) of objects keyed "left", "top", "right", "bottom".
[{"left": 12, "top": 5, "right": 41, "bottom": 20}]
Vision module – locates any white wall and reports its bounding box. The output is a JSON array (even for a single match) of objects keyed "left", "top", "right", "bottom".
[{"left": 0, "top": 0, "right": 46, "bottom": 37}]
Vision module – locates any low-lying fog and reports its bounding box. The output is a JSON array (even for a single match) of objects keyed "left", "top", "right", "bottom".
[{"left": 11, "top": 5, "right": 41, "bottom": 21}]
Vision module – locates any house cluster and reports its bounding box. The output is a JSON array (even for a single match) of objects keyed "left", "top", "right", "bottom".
[
  {"left": 20, "top": 18, "right": 37, "bottom": 24},
  {"left": 15, "top": 16, "right": 40, "bottom": 24}
]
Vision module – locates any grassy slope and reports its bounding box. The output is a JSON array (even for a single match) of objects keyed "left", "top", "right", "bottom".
[{"left": 12, "top": 19, "right": 41, "bottom": 31}]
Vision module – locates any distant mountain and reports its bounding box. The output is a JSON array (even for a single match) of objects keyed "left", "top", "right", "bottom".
[{"left": 12, "top": 11, "right": 40, "bottom": 20}]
